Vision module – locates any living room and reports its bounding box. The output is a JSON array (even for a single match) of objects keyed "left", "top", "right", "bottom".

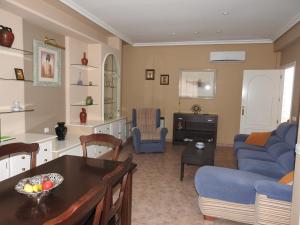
[{"left": 0, "top": 0, "right": 300, "bottom": 225}]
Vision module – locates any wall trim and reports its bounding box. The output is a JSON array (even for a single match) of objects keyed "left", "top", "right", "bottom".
[
  {"left": 296, "top": 143, "right": 300, "bottom": 155},
  {"left": 59, "top": 0, "right": 134, "bottom": 44},
  {"left": 132, "top": 39, "right": 273, "bottom": 47},
  {"left": 272, "top": 11, "right": 300, "bottom": 41}
]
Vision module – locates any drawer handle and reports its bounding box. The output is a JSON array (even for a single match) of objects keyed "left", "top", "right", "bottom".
[
  {"left": 207, "top": 119, "right": 213, "bottom": 122},
  {"left": 44, "top": 159, "right": 48, "bottom": 162},
  {"left": 98, "top": 131, "right": 102, "bottom": 133},
  {"left": 21, "top": 156, "right": 25, "bottom": 159},
  {"left": 44, "top": 149, "right": 48, "bottom": 152},
  {"left": 22, "top": 168, "right": 25, "bottom": 171}
]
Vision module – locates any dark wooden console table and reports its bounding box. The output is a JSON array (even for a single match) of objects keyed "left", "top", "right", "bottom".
[{"left": 172, "top": 113, "right": 218, "bottom": 145}]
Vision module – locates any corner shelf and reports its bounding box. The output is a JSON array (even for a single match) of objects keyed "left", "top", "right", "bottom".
[
  {"left": 0, "top": 109, "right": 34, "bottom": 115},
  {"left": 0, "top": 45, "right": 33, "bottom": 55},
  {"left": 70, "top": 64, "right": 98, "bottom": 71},
  {"left": 0, "top": 77, "right": 33, "bottom": 83}
]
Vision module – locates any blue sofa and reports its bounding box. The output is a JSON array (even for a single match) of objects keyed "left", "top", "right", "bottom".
[{"left": 195, "top": 122, "right": 297, "bottom": 224}]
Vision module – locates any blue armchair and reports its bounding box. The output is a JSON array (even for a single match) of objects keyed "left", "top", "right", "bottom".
[{"left": 131, "top": 108, "right": 168, "bottom": 153}]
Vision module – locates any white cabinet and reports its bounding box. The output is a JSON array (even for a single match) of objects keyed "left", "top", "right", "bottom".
[
  {"left": 94, "top": 124, "right": 110, "bottom": 134},
  {"left": 58, "top": 145, "right": 83, "bottom": 157},
  {"left": 119, "top": 119, "right": 127, "bottom": 143},
  {"left": 37, "top": 141, "right": 53, "bottom": 166},
  {"left": 110, "top": 119, "right": 127, "bottom": 143},
  {"left": 9, "top": 153, "right": 31, "bottom": 177},
  {"left": 0, "top": 156, "right": 10, "bottom": 181}
]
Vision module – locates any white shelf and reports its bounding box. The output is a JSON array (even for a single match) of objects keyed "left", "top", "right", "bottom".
[{"left": 70, "top": 64, "right": 98, "bottom": 71}]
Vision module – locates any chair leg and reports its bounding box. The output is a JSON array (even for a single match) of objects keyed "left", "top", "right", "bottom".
[{"left": 204, "top": 215, "right": 215, "bottom": 221}]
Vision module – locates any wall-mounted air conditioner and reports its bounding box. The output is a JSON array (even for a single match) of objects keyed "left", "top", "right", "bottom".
[{"left": 210, "top": 51, "right": 246, "bottom": 62}]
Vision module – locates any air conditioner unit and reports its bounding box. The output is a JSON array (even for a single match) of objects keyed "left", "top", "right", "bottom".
[{"left": 210, "top": 51, "right": 246, "bottom": 62}]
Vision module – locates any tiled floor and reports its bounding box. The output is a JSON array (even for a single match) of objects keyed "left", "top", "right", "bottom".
[{"left": 120, "top": 142, "right": 245, "bottom": 225}]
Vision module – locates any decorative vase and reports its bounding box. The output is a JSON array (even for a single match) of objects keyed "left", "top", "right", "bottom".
[
  {"left": 55, "top": 122, "right": 67, "bottom": 141},
  {"left": 86, "top": 96, "right": 93, "bottom": 105},
  {"left": 80, "top": 108, "right": 87, "bottom": 123},
  {"left": 77, "top": 72, "right": 83, "bottom": 85},
  {"left": 81, "top": 52, "right": 88, "bottom": 66},
  {"left": 0, "top": 25, "right": 15, "bottom": 47}
]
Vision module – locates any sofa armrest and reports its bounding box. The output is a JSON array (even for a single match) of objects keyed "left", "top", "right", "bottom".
[
  {"left": 234, "top": 134, "right": 249, "bottom": 142},
  {"left": 254, "top": 180, "right": 292, "bottom": 202},
  {"left": 132, "top": 127, "right": 141, "bottom": 145}
]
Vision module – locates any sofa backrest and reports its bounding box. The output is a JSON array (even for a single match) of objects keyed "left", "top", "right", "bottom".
[
  {"left": 275, "top": 122, "right": 292, "bottom": 139},
  {"left": 284, "top": 123, "right": 298, "bottom": 148},
  {"left": 277, "top": 151, "right": 295, "bottom": 173},
  {"left": 267, "top": 142, "right": 293, "bottom": 158}
]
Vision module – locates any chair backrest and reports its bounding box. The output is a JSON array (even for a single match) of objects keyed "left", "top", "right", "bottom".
[
  {"left": 80, "top": 133, "right": 122, "bottom": 161},
  {"left": 43, "top": 184, "right": 106, "bottom": 225},
  {"left": 0, "top": 142, "right": 39, "bottom": 169},
  {"left": 100, "top": 154, "right": 133, "bottom": 225},
  {"left": 132, "top": 108, "right": 160, "bottom": 128}
]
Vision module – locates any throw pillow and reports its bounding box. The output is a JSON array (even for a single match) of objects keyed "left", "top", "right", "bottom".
[
  {"left": 279, "top": 171, "right": 294, "bottom": 185},
  {"left": 244, "top": 132, "right": 272, "bottom": 146}
]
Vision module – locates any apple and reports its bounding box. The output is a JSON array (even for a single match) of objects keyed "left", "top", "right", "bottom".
[{"left": 42, "top": 180, "right": 53, "bottom": 190}]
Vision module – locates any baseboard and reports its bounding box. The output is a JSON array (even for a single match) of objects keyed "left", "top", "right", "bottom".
[{"left": 217, "top": 143, "right": 233, "bottom": 148}]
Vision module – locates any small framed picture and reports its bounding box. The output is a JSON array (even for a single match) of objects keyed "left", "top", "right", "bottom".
[
  {"left": 14, "top": 68, "right": 25, "bottom": 80},
  {"left": 145, "top": 69, "right": 155, "bottom": 80},
  {"left": 160, "top": 74, "right": 169, "bottom": 85}
]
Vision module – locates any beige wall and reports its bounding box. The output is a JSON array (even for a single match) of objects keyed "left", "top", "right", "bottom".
[
  {"left": 23, "top": 21, "right": 65, "bottom": 134},
  {"left": 122, "top": 44, "right": 279, "bottom": 145},
  {"left": 280, "top": 39, "right": 300, "bottom": 119}
]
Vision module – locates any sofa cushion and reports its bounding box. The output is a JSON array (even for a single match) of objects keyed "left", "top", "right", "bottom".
[
  {"left": 276, "top": 151, "right": 295, "bottom": 172},
  {"left": 238, "top": 158, "right": 287, "bottom": 179},
  {"left": 234, "top": 141, "right": 265, "bottom": 152},
  {"left": 244, "top": 132, "right": 272, "bottom": 146},
  {"left": 266, "top": 142, "right": 292, "bottom": 158},
  {"left": 284, "top": 124, "right": 297, "bottom": 148},
  {"left": 279, "top": 171, "right": 294, "bottom": 185},
  {"left": 275, "top": 122, "right": 291, "bottom": 139},
  {"left": 195, "top": 166, "right": 275, "bottom": 204},
  {"left": 237, "top": 149, "right": 274, "bottom": 161}
]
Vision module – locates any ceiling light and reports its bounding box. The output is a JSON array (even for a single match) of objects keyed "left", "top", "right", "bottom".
[
  {"left": 216, "top": 30, "right": 223, "bottom": 33},
  {"left": 222, "top": 11, "right": 229, "bottom": 16},
  {"left": 172, "top": 32, "right": 176, "bottom": 36},
  {"left": 193, "top": 31, "right": 199, "bottom": 35}
]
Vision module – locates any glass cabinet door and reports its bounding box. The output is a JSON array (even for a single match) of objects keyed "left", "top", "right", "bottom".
[{"left": 103, "top": 54, "right": 120, "bottom": 120}]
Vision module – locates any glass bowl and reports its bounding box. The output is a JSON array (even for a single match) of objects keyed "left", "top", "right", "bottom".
[{"left": 15, "top": 173, "right": 64, "bottom": 204}]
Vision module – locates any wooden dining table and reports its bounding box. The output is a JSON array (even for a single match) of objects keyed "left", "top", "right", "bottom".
[{"left": 0, "top": 155, "right": 136, "bottom": 225}]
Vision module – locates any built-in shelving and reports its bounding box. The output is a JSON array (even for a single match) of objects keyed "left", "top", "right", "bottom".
[
  {"left": 0, "top": 45, "right": 33, "bottom": 55},
  {"left": 0, "top": 77, "right": 33, "bottom": 83},
  {"left": 0, "top": 109, "right": 34, "bottom": 115},
  {"left": 70, "top": 83, "right": 98, "bottom": 87},
  {"left": 70, "top": 64, "right": 98, "bottom": 71},
  {"left": 71, "top": 104, "right": 99, "bottom": 107}
]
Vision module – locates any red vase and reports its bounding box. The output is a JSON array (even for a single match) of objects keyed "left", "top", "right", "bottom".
[
  {"left": 80, "top": 108, "right": 87, "bottom": 123},
  {"left": 0, "top": 25, "right": 15, "bottom": 47},
  {"left": 81, "top": 52, "right": 88, "bottom": 66}
]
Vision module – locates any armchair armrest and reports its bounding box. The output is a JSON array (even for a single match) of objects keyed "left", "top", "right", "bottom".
[
  {"left": 160, "top": 127, "right": 168, "bottom": 140},
  {"left": 234, "top": 134, "right": 249, "bottom": 142},
  {"left": 254, "top": 180, "right": 292, "bottom": 202},
  {"left": 132, "top": 127, "right": 141, "bottom": 145}
]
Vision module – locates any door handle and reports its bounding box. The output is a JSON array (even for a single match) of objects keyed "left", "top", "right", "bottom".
[{"left": 241, "top": 106, "right": 245, "bottom": 116}]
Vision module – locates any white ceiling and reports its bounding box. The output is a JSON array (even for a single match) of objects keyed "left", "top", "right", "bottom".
[{"left": 60, "top": 0, "right": 300, "bottom": 46}]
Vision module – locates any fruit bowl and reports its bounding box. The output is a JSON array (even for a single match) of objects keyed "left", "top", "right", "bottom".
[{"left": 15, "top": 173, "right": 63, "bottom": 204}]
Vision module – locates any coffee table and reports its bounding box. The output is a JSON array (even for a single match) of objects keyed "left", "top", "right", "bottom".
[{"left": 180, "top": 142, "right": 215, "bottom": 180}]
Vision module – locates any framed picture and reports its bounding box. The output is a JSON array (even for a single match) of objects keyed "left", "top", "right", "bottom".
[
  {"left": 179, "top": 69, "right": 216, "bottom": 99},
  {"left": 145, "top": 69, "right": 155, "bottom": 80},
  {"left": 160, "top": 74, "right": 169, "bottom": 85},
  {"left": 33, "top": 40, "right": 61, "bottom": 87},
  {"left": 14, "top": 68, "right": 24, "bottom": 80}
]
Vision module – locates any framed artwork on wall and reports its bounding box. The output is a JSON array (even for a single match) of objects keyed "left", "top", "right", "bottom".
[
  {"left": 14, "top": 68, "right": 24, "bottom": 80},
  {"left": 33, "top": 40, "right": 61, "bottom": 87},
  {"left": 145, "top": 69, "right": 155, "bottom": 80},
  {"left": 160, "top": 74, "right": 169, "bottom": 85},
  {"left": 179, "top": 69, "right": 216, "bottom": 98}
]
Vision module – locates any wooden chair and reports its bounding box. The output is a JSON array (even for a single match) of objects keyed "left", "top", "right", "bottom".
[
  {"left": 80, "top": 134, "right": 122, "bottom": 161},
  {"left": 0, "top": 142, "right": 39, "bottom": 168},
  {"left": 43, "top": 185, "right": 106, "bottom": 225},
  {"left": 100, "top": 154, "right": 133, "bottom": 225}
]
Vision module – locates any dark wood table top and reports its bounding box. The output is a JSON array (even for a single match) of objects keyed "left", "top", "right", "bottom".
[
  {"left": 0, "top": 155, "right": 136, "bottom": 225},
  {"left": 181, "top": 142, "right": 215, "bottom": 166}
]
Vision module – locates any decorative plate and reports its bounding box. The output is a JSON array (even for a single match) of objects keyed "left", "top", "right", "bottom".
[
  {"left": 191, "top": 104, "right": 201, "bottom": 114},
  {"left": 15, "top": 173, "right": 63, "bottom": 203}
]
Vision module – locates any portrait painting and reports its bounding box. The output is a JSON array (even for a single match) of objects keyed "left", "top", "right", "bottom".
[{"left": 33, "top": 40, "right": 61, "bottom": 87}]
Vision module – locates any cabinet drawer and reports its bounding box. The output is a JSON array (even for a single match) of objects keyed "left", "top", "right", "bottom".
[
  {"left": 9, "top": 153, "right": 31, "bottom": 177},
  {"left": 37, "top": 141, "right": 53, "bottom": 166},
  {"left": 94, "top": 124, "right": 110, "bottom": 134},
  {"left": 58, "top": 145, "right": 83, "bottom": 157},
  {"left": 0, "top": 156, "right": 10, "bottom": 181}
]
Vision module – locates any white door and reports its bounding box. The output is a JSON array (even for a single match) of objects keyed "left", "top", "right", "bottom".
[{"left": 240, "top": 70, "right": 282, "bottom": 134}]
